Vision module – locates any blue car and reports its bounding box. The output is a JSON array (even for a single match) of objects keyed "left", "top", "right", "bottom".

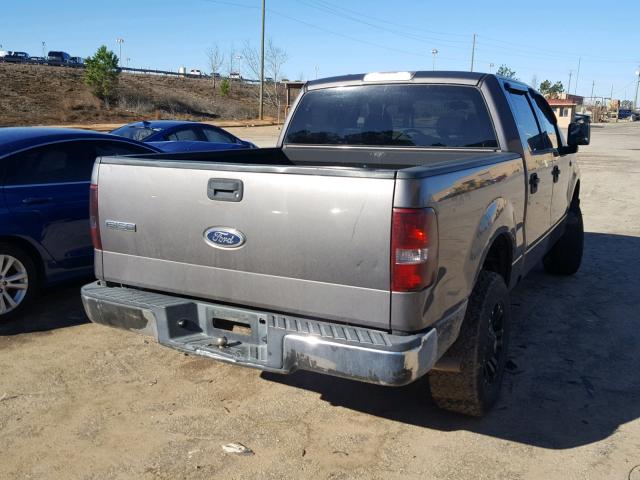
[
  {"left": 111, "top": 120, "right": 258, "bottom": 150},
  {"left": 0, "top": 128, "right": 159, "bottom": 320}
]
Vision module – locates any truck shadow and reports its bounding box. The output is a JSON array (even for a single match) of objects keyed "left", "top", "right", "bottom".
[
  {"left": 262, "top": 231, "right": 640, "bottom": 449},
  {"left": 0, "top": 280, "right": 90, "bottom": 335}
]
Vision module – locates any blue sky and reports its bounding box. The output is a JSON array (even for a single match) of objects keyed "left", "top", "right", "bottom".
[{"left": 2, "top": 0, "right": 639, "bottom": 100}]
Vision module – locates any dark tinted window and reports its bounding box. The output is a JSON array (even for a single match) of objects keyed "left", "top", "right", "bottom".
[
  {"left": 285, "top": 85, "right": 498, "bottom": 148},
  {"left": 531, "top": 95, "right": 559, "bottom": 149},
  {"left": 165, "top": 127, "right": 200, "bottom": 141},
  {"left": 201, "top": 126, "right": 235, "bottom": 143},
  {"left": 507, "top": 92, "right": 546, "bottom": 152},
  {"left": 93, "top": 140, "right": 153, "bottom": 156},
  {"left": 4, "top": 141, "right": 98, "bottom": 186}
]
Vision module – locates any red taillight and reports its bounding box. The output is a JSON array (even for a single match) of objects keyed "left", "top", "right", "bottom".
[
  {"left": 391, "top": 208, "right": 438, "bottom": 292},
  {"left": 89, "top": 184, "right": 102, "bottom": 250}
]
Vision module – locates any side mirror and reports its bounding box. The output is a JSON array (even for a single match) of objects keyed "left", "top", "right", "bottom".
[{"left": 568, "top": 121, "right": 590, "bottom": 146}]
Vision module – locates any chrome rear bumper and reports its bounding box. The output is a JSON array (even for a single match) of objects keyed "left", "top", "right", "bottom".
[{"left": 81, "top": 282, "right": 451, "bottom": 386}]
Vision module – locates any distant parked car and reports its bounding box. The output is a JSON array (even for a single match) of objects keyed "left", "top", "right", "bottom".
[
  {"left": 111, "top": 120, "right": 258, "bottom": 149},
  {"left": 69, "top": 56, "right": 84, "bottom": 67},
  {"left": 29, "top": 56, "right": 45, "bottom": 64},
  {"left": 0, "top": 128, "right": 160, "bottom": 321},
  {"left": 189, "top": 69, "right": 204, "bottom": 76},
  {"left": 46, "top": 51, "right": 70, "bottom": 65},
  {"left": 229, "top": 72, "right": 242, "bottom": 80},
  {"left": 618, "top": 109, "right": 632, "bottom": 120},
  {"left": 3, "top": 51, "right": 29, "bottom": 63}
]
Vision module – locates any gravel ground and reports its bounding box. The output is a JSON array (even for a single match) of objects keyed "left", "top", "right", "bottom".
[{"left": 1, "top": 122, "right": 639, "bottom": 480}]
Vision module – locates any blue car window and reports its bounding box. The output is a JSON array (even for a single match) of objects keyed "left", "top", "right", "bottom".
[
  {"left": 93, "top": 141, "right": 153, "bottom": 156},
  {"left": 4, "top": 141, "right": 98, "bottom": 186},
  {"left": 165, "top": 128, "right": 200, "bottom": 141},
  {"left": 201, "top": 126, "right": 235, "bottom": 144}
]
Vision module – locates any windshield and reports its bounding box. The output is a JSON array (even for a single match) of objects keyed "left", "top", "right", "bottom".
[
  {"left": 285, "top": 84, "right": 498, "bottom": 148},
  {"left": 112, "top": 126, "right": 159, "bottom": 141}
]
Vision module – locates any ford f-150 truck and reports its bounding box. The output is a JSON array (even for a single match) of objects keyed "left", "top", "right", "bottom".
[{"left": 81, "top": 71, "right": 590, "bottom": 416}]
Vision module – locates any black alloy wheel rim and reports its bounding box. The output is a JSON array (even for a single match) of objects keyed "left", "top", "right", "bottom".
[{"left": 483, "top": 300, "right": 505, "bottom": 385}]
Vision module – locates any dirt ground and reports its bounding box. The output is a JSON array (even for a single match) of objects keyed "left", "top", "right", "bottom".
[{"left": 1, "top": 122, "right": 639, "bottom": 480}]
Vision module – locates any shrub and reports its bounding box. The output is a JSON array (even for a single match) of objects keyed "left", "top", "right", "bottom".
[{"left": 220, "top": 78, "right": 230, "bottom": 96}]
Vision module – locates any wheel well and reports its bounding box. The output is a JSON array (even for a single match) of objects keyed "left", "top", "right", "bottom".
[
  {"left": 0, "top": 236, "right": 45, "bottom": 283},
  {"left": 571, "top": 180, "right": 580, "bottom": 209},
  {"left": 482, "top": 233, "right": 513, "bottom": 286}
]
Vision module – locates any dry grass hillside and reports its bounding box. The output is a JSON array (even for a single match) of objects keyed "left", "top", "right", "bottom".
[{"left": 0, "top": 63, "right": 276, "bottom": 126}]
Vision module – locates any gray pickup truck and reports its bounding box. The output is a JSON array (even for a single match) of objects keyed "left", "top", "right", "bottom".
[{"left": 82, "top": 71, "right": 590, "bottom": 416}]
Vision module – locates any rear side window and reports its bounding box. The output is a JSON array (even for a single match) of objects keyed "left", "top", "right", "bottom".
[
  {"left": 4, "top": 141, "right": 99, "bottom": 186},
  {"left": 507, "top": 92, "right": 547, "bottom": 152},
  {"left": 201, "top": 127, "right": 235, "bottom": 144},
  {"left": 285, "top": 84, "right": 498, "bottom": 148}
]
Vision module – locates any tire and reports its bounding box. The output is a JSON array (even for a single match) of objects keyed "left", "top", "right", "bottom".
[
  {"left": 428, "top": 271, "right": 511, "bottom": 417},
  {"left": 0, "top": 242, "right": 40, "bottom": 322},
  {"left": 543, "top": 204, "right": 583, "bottom": 275}
]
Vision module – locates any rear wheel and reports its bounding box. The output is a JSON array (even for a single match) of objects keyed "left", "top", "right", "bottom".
[
  {"left": 0, "top": 243, "right": 39, "bottom": 322},
  {"left": 428, "top": 271, "right": 511, "bottom": 417},
  {"left": 543, "top": 205, "right": 583, "bottom": 275}
]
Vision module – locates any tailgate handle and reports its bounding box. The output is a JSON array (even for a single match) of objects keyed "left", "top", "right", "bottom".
[{"left": 208, "top": 178, "right": 243, "bottom": 202}]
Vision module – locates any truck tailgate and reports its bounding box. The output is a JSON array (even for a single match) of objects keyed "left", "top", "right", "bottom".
[{"left": 97, "top": 160, "right": 395, "bottom": 329}]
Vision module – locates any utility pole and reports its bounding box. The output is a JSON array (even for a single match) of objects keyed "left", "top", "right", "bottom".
[
  {"left": 470, "top": 33, "right": 476, "bottom": 72},
  {"left": 116, "top": 38, "right": 124, "bottom": 64},
  {"left": 635, "top": 69, "right": 640, "bottom": 110},
  {"left": 258, "top": 0, "right": 266, "bottom": 120},
  {"left": 590, "top": 80, "right": 595, "bottom": 104},
  {"left": 489, "top": 62, "right": 494, "bottom": 73},
  {"left": 574, "top": 57, "right": 581, "bottom": 95},
  {"left": 314, "top": 65, "right": 319, "bottom": 79},
  {"left": 42, "top": 41, "right": 46, "bottom": 57},
  {"left": 567, "top": 70, "right": 573, "bottom": 95},
  {"left": 431, "top": 48, "right": 438, "bottom": 71}
]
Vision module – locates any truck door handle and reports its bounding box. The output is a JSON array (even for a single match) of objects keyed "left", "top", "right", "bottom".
[
  {"left": 529, "top": 173, "right": 540, "bottom": 194},
  {"left": 22, "top": 197, "right": 53, "bottom": 205},
  {"left": 207, "top": 178, "right": 243, "bottom": 202},
  {"left": 552, "top": 166, "right": 561, "bottom": 183}
]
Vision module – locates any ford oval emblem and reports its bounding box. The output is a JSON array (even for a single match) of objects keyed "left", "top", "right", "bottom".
[{"left": 204, "top": 227, "right": 246, "bottom": 249}]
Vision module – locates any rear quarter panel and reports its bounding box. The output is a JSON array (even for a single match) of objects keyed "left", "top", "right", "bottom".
[{"left": 391, "top": 155, "right": 526, "bottom": 331}]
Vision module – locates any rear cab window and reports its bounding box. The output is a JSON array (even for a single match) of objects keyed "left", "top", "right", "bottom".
[{"left": 284, "top": 84, "right": 498, "bottom": 148}]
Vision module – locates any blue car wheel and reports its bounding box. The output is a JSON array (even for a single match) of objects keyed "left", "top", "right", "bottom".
[{"left": 0, "top": 242, "right": 39, "bottom": 321}]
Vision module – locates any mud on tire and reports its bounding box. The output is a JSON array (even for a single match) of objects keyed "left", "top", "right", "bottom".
[{"left": 428, "top": 271, "right": 511, "bottom": 417}]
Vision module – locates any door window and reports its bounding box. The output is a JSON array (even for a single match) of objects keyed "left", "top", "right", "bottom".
[
  {"left": 164, "top": 127, "right": 200, "bottom": 141},
  {"left": 4, "top": 141, "right": 99, "bottom": 186},
  {"left": 507, "top": 92, "right": 547, "bottom": 152},
  {"left": 531, "top": 95, "right": 559, "bottom": 149}
]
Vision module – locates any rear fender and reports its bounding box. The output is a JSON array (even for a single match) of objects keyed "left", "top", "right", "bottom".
[{"left": 467, "top": 197, "right": 518, "bottom": 288}]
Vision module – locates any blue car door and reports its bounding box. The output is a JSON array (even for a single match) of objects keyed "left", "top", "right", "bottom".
[
  {"left": 3, "top": 141, "right": 98, "bottom": 271},
  {"left": 3, "top": 140, "right": 154, "bottom": 273}
]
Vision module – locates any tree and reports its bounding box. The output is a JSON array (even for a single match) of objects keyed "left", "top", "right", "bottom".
[
  {"left": 496, "top": 65, "right": 517, "bottom": 79},
  {"left": 539, "top": 80, "right": 565, "bottom": 99},
  {"left": 205, "top": 45, "right": 224, "bottom": 88},
  {"left": 84, "top": 45, "right": 119, "bottom": 107},
  {"left": 242, "top": 38, "right": 289, "bottom": 106}
]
